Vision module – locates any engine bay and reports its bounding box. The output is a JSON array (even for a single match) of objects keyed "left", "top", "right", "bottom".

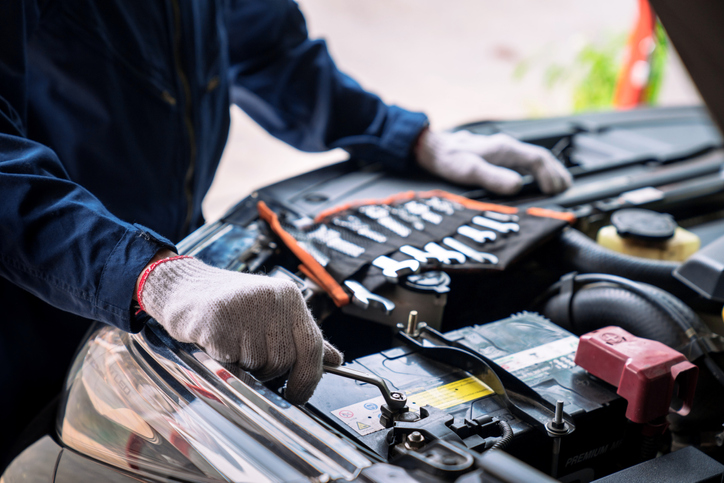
[
  {"left": 41, "top": 106, "right": 724, "bottom": 483},
  {"left": 170, "top": 106, "right": 724, "bottom": 482}
]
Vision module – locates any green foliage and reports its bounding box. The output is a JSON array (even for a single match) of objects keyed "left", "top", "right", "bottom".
[
  {"left": 514, "top": 21, "right": 668, "bottom": 113},
  {"left": 544, "top": 64, "right": 567, "bottom": 90},
  {"left": 570, "top": 37, "right": 623, "bottom": 112},
  {"left": 512, "top": 59, "right": 530, "bottom": 82}
]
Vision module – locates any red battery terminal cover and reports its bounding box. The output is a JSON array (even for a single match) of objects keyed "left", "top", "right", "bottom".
[{"left": 574, "top": 326, "right": 698, "bottom": 424}]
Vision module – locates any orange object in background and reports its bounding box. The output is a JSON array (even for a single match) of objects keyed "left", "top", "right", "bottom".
[{"left": 613, "top": 0, "right": 657, "bottom": 109}]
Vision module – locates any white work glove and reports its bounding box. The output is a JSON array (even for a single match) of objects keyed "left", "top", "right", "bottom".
[
  {"left": 415, "top": 129, "right": 572, "bottom": 195},
  {"left": 137, "top": 256, "right": 343, "bottom": 404}
]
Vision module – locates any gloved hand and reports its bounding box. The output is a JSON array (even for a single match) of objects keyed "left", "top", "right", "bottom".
[
  {"left": 137, "top": 255, "right": 343, "bottom": 404},
  {"left": 415, "top": 128, "right": 572, "bottom": 195}
]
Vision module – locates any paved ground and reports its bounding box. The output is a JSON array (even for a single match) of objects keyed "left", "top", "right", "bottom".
[{"left": 202, "top": 0, "right": 702, "bottom": 222}]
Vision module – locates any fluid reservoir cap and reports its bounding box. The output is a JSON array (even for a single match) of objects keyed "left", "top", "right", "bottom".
[
  {"left": 402, "top": 271, "right": 451, "bottom": 294},
  {"left": 611, "top": 208, "right": 677, "bottom": 241}
]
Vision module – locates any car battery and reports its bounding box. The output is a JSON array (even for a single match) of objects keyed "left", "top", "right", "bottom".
[{"left": 307, "top": 312, "right": 629, "bottom": 479}]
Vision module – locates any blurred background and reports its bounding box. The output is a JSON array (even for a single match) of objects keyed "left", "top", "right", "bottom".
[{"left": 203, "top": 0, "right": 702, "bottom": 222}]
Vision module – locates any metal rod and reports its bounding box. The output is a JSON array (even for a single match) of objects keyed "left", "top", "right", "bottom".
[
  {"left": 551, "top": 400, "right": 565, "bottom": 478},
  {"left": 554, "top": 401, "right": 564, "bottom": 428},
  {"left": 406, "top": 310, "right": 419, "bottom": 336}
]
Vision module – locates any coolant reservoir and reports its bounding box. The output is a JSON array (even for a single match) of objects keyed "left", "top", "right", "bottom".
[{"left": 597, "top": 208, "right": 700, "bottom": 261}]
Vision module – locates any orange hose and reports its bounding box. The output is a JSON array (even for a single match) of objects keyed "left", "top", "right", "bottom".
[{"left": 257, "top": 201, "right": 350, "bottom": 307}]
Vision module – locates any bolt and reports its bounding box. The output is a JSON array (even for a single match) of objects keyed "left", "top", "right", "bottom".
[
  {"left": 408, "top": 431, "right": 424, "bottom": 442},
  {"left": 547, "top": 400, "right": 569, "bottom": 478},
  {"left": 405, "top": 431, "right": 426, "bottom": 450},
  {"left": 554, "top": 400, "right": 564, "bottom": 429},
  {"left": 391, "top": 392, "right": 404, "bottom": 400},
  {"left": 545, "top": 400, "right": 569, "bottom": 437},
  {"left": 406, "top": 310, "right": 419, "bottom": 336}
]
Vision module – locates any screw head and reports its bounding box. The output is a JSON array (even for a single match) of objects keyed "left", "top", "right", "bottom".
[
  {"left": 408, "top": 431, "right": 424, "bottom": 442},
  {"left": 405, "top": 431, "right": 426, "bottom": 450}
]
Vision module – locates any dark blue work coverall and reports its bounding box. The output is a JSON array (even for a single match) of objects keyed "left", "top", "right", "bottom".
[{"left": 0, "top": 0, "right": 428, "bottom": 460}]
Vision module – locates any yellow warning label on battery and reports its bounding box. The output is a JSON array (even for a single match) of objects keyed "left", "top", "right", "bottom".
[{"left": 406, "top": 377, "right": 493, "bottom": 410}]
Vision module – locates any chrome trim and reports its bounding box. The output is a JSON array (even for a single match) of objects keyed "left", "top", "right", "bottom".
[{"left": 176, "top": 220, "right": 226, "bottom": 254}]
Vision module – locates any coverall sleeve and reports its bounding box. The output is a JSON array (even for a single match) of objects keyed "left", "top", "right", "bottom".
[
  {"left": 0, "top": 1, "right": 175, "bottom": 333},
  {"left": 225, "top": 0, "right": 430, "bottom": 171}
]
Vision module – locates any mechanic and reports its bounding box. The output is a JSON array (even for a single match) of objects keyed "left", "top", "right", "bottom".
[{"left": 0, "top": 0, "right": 571, "bottom": 460}]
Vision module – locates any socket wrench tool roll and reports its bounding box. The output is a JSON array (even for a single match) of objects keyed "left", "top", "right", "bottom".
[{"left": 258, "top": 191, "right": 574, "bottom": 308}]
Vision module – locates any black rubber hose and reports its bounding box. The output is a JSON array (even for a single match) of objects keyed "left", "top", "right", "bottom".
[
  {"left": 544, "top": 285, "right": 689, "bottom": 348},
  {"left": 544, "top": 277, "right": 709, "bottom": 347},
  {"left": 489, "top": 420, "right": 514, "bottom": 451},
  {"left": 557, "top": 228, "right": 686, "bottom": 295},
  {"left": 543, "top": 273, "right": 724, "bottom": 386}
]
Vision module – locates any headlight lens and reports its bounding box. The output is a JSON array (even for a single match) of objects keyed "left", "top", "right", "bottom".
[{"left": 58, "top": 324, "right": 369, "bottom": 482}]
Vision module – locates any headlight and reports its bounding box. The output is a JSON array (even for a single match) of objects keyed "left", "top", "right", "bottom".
[{"left": 58, "top": 322, "right": 370, "bottom": 482}]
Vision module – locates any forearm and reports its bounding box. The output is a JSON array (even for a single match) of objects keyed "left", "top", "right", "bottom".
[
  {"left": 0, "top": 135, "right": 176, "bottom": 331},
  {"left": 226, "top": 0, "right": 428, "bottom": 169}
]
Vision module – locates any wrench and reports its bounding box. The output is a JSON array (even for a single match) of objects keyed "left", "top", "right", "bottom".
[
  {"left": 298, "top": 241, "right": 330, "bottom": 267},
  {"left": 442, "top": 237, "right": 498, "bottom": 264},
  {"left": 323, "top": 364, "right": 406, "bottom": 409},
  {"left": 472, "top": 216, "right": 520, "bottom": 234},
  {"left": 400, "top": 245, "right": 444, "bottom": 266},
  {"left": 332, "top": 215, "right": 387, "bottom": 243},
  {"left": 359, "top": 205, "right": 412, "bottom": 237},
  {"left": 483, "top": 211, "right": 520, "bottom": 223},
  {"left": 457, "top": 225, "right": 497, "bottom": 244},
  {"left": 385, "top": 205, "right": 425, "bottom": 231},
  {"left": 404, "top": 201, "right": 443, "bottom": 224},
  {"left": 307, "top": 225, "right": 365, "bottom": 257},
  {"left": 372, "top": 256, "right": 421, "bottom": 283},
  {"left": 343, "top": 280, "right": 395, "bottom": 314},
  {"left": 423, "top": 197, "right": 460, "bottom": 215},
  {"left": 423, "top": 242, "right": 466, "bottom": 265}
]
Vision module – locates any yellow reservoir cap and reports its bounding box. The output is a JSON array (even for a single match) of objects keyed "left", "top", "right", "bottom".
[{"left": 597, "top": 225, "right": 700, "bottom": 261}]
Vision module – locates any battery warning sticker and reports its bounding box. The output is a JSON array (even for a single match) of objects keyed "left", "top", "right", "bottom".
[
  {"left": 406, "top": 376, "right": 493, "bottom": 410},
  {"left": 331, "top": 377, "right": 493, "bottom": 436},
  {"left": 493, "top": 336, "right": 578, "bottom": 374},
  {"left": 331, "top": 395, "right": 387, "bottom": 436}
]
